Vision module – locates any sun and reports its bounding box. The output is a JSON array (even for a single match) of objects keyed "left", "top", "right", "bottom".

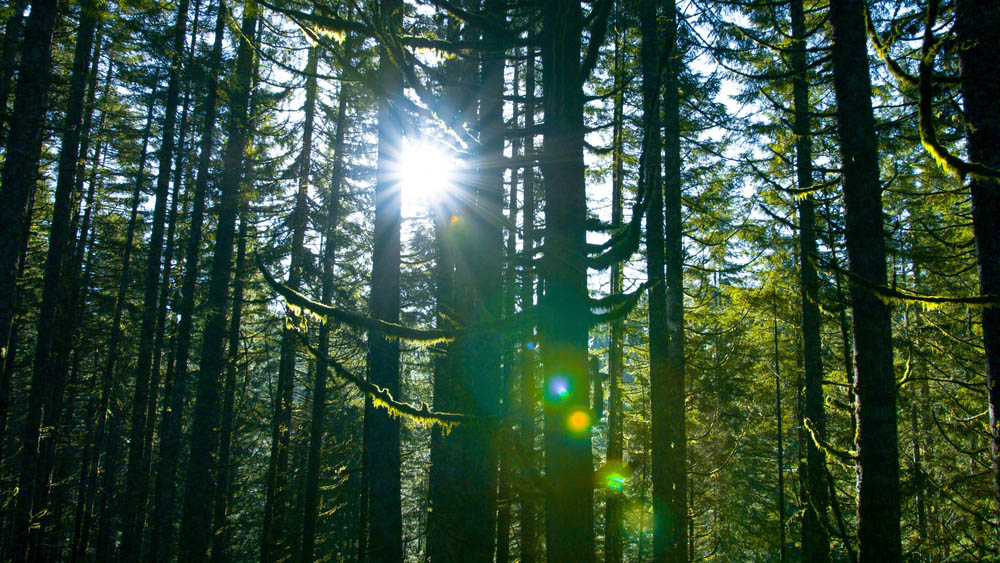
[{"left": 395, "top": 139, "right": 457, "bottom": 212}]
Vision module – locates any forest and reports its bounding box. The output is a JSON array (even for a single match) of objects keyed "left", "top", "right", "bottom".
[{"left": 0, "top": 0, "right": 998, "bottom": 561}]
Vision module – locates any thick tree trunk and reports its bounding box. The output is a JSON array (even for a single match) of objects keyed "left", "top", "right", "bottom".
[
  {"left": 0, "top": 6, "right": 58, "bottom": 549},
  {"left": 177, "top": 3, "right": 258, "bottom": 559},
  {"left": 540, "top": 2, "right": 594, "bottom": 561},
  {"left": 828, "top": 1, "right": 901, "bottom": 560},
  {"left": 955, "top": 0, "right": 1000, "bottom": 531},
  {"left": 364, "top": 1, "right": 404, "bottom": 561},
  {"left": 10, "top": 1, "right": 98, "bottom": 558}
]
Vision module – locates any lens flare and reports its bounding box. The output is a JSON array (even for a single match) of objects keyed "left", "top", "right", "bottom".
[
  {"left": 605, "top": 473, "right": 626, "bottom": 491},
  {"left": 545, "top": 375, "right": 570, "bottom": 403},
  {"left": 566, "top": 409, "right": 591, "bottom": 434}
]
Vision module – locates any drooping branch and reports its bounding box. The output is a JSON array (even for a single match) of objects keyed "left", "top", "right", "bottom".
[{"left": 258, "top": 254, "right": 541, "bottom": 342}]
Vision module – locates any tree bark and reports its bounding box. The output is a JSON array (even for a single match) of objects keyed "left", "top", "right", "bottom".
[
  {"left": 955, "top": 0, "right": 1000, "bottom": 531},
  {"left": 0, "top": 8, "right": 58, "bottom": 550},
  {"left": 9, "top": 1, "right": 98, "bottom": 558},
  {"left": 656, "top": 2, "right": 688, "bottom": 560},
  {"left": 540, "top": 2, "right": 594, "bottom": 561},
  {"left": 828, "top": 1, "right": 901, "bottom": 560}
]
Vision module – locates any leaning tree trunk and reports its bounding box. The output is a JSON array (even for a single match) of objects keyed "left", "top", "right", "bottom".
[
  {"left": 828, "top": 1, "right": 901, "bottom": 561},
  {"left": 955, "top": 0, "right": 1000, "bottom": 530},
  {"left": 0, "top": 4, "right": 58, "bottom": 554},
  {"left": 8, "top": 1, "right": 94, "bottom": 558},
  {"left": 176, "top": 3, "right": 258, "bottom": 560}
]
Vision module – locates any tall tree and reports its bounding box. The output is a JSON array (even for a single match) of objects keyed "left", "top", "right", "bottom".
[
  {"left": 0, "top": 10, "right": 58, "bottom": 542},
  {"left": 148, "top": 2, "right": 227, "bottom": 557},
  {"left": 829, "top": 0, "right": 901, "bottom": 560},
  {"left": 791, "top": 0, "right": 829, "bottom": 558},
  {"left": 656, "top": 1, "right": 688, "bottom": 560},
  {"left": 5, "top": 1, "right": 89, "bottom": 558},
  {"left": 261, "top": 40, "right": 318, "bottom": 563},
  {"left": 363, "top": 1, "right": 405, "bottom": 561},
  {"left": 177, "top": 2, "right": 259, "bottom": 558},
  {"left": 120, "top": 0, "right": 191, "bottom": 556},
  {"left": 954, "top": 0, "right": 1000, "bottom": 526}
]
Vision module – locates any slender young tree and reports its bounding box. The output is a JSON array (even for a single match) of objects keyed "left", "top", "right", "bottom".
[
  {"left": 261, "top": 41, "right": 319, "bottom": 563},
  {"left": 790, "top": 0, "right": 830, "bottom": 558},
  {"left": 829, "top": 0, "right": 901, "bottom": 560},
  {"left": 299, "top": 81, "right": 350, "bottom": 563}
]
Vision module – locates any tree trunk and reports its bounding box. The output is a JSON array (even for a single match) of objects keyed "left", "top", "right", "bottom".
[
  {"left": 177, "top": 3, "right": 258, "bottom": 559},
  {"left": 148, "top": 2, "right": 226, "bottom": 558},
  {"left": 365, "top": 1, "right": 404, "bottom": 561},
  {"left": 790, "top": 0, "right": 829, "bottom": 558},
  {"left": 10, "top": 1, "right": 98, "bottom": 557},
  {"left": 120, "top": 0, "right": 190, "bottom": 556},
  {"left": 828, "top": 1, "right": 901, "bottom": 560},
  {"left": 604, "top": 6, "right": 625, "bottom": 562},
  {"left": 540, "top": 2, "right": 594, "bottom": 561},
  {"left": 261, "top": 42, "right": 318, "bottom": 563},
  {"left": 299, "top": 78, "right": 349, "bottom": 563},
  {"left": 519, "top": 35, "right": 538, "bottom": 563},
  {"left": 656, "top": 2, "right": 688, "bottom": 560},
  {"left": 0, "top": 7, "right": 58, "bottom": 549},
  {"left": 955, "top": 0, "right": 1000, "bottom": 531},
  {"left": 210, "top": 200, "right": 250, "bottom": 563},
  {"left": 0, "top": 0, "right": 28, "bottom": 148}
]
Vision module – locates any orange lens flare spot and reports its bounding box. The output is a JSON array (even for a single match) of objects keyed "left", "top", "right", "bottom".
[
  {"left": 450, "top": 215, "right": 459, "bottom": 222},
  {"left": 566, "top": 410, "right": 591, "bottom": 434}
]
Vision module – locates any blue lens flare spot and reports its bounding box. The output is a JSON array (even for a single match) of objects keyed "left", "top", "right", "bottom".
[{"left": 545, "top": 374, "right": 570, "bottom": 402}]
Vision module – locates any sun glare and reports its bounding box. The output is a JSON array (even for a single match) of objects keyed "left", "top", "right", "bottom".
[{"left": 395, "top": 139, "right": 456, "bottom": 212}]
